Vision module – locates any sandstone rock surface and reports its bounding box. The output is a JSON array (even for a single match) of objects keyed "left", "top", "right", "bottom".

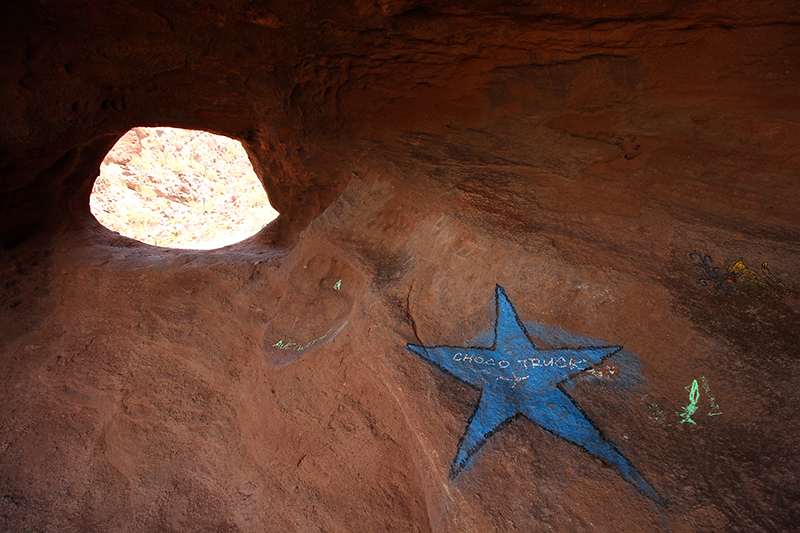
[
  {"left": 90, "top": 127, "right": 278, "bottom": 248},
  {"left": 1, "top": 1, "right": 799, "bottom": 531}
]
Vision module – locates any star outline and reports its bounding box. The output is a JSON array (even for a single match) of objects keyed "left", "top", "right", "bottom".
[{"left": 407, "top": 285, "right": 659, "bottom": 501}]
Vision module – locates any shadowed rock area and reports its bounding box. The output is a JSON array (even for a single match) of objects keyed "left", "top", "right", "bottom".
[{"left": 1, "top": 1, "right": 799, "bottom": 531}]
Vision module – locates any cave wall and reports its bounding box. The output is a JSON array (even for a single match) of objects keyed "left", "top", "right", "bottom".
[{"left": 2, "top": 1, "right": 799, "bottom": 531}]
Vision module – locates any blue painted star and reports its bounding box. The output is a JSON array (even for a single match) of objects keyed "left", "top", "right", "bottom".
[{"left": 408, "top": 285, "right": 657, "bottom": 500}]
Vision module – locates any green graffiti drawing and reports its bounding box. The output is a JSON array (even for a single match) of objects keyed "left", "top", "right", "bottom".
[
  {"left": 678, "top": 379, "right": 700, "bottom": 425},
  {"left": 701, "top": 376, "right": 722, "bottom": 416},
  {"left": 272, "top": 325, "right": 341, "bottom": 352},
  {"left": 646, "top": 377, "right": 721, "bottom": 426},
  {"left": 646, "top": 399, "right": 671, "bottom": 426}
]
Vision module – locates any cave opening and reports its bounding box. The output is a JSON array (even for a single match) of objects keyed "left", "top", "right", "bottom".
[{"left": 90, "top": 127, "right": 278, "bottom": 249}]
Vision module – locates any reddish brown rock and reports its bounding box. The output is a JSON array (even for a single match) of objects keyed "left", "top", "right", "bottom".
[
  {"left": 102, "top": 129, "right": 144, "bottom": 165},
  {"left": 2, "top": 1, "right": 800, "bottom": 531}
]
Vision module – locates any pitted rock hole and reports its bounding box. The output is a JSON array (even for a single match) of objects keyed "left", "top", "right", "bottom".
[{"left": 90, "top": 127, "right": 278, "bottom": 249}]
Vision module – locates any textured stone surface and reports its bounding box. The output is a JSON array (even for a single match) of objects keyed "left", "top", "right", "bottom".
[
  {"left": 2, "top": 1, "right": 800, "bottom": 531},
  {"left": 90, "top": 127, "right": 278, "bottom": 248}
]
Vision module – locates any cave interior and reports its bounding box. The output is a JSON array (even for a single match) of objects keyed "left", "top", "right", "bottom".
[{"left": 1, "top": 1, "right": 799, "bottom": 531}]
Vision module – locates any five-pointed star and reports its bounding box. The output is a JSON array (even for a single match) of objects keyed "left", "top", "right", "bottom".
[{"left": 408, "top": 285, "right": 656, "bottom": 499}]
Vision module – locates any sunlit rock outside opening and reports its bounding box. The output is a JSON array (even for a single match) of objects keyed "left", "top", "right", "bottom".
[{"left": 90, "top": 127, "right": 278, "bottom": 249}]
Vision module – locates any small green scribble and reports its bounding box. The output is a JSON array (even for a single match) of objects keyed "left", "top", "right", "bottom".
[
  {"left": 623, "top": 435, "right": 629, "bottom": 440},
  {"left": 646, "top": 398, "right": 670, "bottom": 426},
  {"left": 272, "top": 340, "right": 294, "bottom": 349},
  {"left": 701, "top": 376, "right": 722, "bottom": 416},
  {"left": 333, "top": 279, "right": 342, "bottom": 291},
  {"left": 678, "top": 379, "right": 700, "bottom": 425},
  {"left": 271, "top": 326, "right": 337, "bottom": 352},
  {"left": 645, "top": 379, "right": 721, "bottom": 427},
  {"left": 402, "top": 256, "right": 415, "bottom": 267}
]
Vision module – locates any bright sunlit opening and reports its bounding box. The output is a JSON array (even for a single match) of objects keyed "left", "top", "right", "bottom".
[{"left": 90, "top": 127, "right": 278, "bottom": 249}]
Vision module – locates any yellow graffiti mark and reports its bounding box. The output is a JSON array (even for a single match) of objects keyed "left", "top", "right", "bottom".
[{"left": 725, "top": 260, "right": 790, "bottom": 298}]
